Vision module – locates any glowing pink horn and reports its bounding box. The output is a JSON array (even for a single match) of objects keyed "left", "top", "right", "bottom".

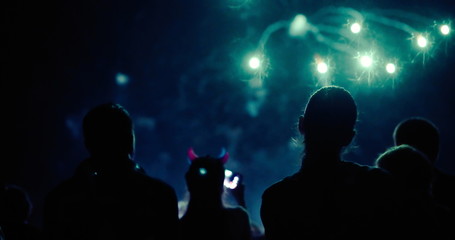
[
  {"left": 187, "top": 147, "right": 199, "bottom": 161},
  {"left": 218, "top": 148, "right": 229, "bottom": 164}
]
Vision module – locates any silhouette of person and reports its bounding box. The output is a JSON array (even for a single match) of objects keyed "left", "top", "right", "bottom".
[
  {"left": 0, "top": 184, "right": 42, "bottom": 240},
  {"left": 393, "top": 117, "right": 455, "bottom": 214},
  {"left": 179, "top": 148, "right": 252, "bottom": 240},
  {"left": 260, "top": 86, "right": 401, "bottom": 240},
  {"left": 375, "top": 144, "right": 454, "bottom": 239},
  {"left": 43, "top": 103, "right": 179, "bottom": 240}
]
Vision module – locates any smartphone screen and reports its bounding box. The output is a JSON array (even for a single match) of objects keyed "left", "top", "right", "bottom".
[{"left": 224, "top": 169, "right": 241, "bottom": 189}]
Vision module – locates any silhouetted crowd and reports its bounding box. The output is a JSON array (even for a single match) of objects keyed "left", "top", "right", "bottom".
[{"left": 1, "top": 86, "right": 454, "bottom": 240}]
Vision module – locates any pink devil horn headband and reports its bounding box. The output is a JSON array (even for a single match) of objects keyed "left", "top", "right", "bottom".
[
  {"left": 218, "top": 148, "right": 229, "bottom": 164},
  {"left": 187, "top": 147, "right": 199, "bottom": 161},
  {"left": 187, "top": 147, "right": 229, "bottom": 164}
]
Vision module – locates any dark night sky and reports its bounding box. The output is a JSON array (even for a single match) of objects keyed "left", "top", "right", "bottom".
[{"left": 4, "top": 0, "right": 455, "bottom": 229}]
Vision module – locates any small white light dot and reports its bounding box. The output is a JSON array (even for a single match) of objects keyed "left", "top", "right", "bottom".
[
  {"left": 350, "top": 22, "right": 362, "bottom": 34},
  {"left": 440, "top": 24, "right": 450, "bottom": 35},
  {"left": 386, "top": 63, "right": 396, "bottom": 74},
  {"left": 417, "top": 35, "right": 428, "bottom": 48}
]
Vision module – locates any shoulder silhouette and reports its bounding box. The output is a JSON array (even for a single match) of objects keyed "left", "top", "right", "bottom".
[
  {"left": 0, "top": 184, "right": 42, "bottom": 240},
  {"left": 43, "top": 103, "right": 179, "bottom": 240},
  {"left": 179, "top": 148, "right": 252, "bottom": 240},
  {"left": 376, "top": 144, "right": 454, "bottom": 239},
  {"left": 393, "top": 117, "right": 455, "bottom": 214},
  {"left": 261, "top": 86, "right": 401, "bottom": 240}
]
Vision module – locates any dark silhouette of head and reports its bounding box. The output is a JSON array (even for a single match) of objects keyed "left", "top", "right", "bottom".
[
  {"left": 181, "top": 149, "right": 252, "bottom": 240},
  {"left": 299, "top": 86, "right": 357, "bottom": 153},
  {"left": 82, "top": 103, "right": 135, "bottom": 161},
  {"left": 0, "top": 184, "right": 32, "bottom": 224},
  {"left": 376, "top": 144, "right": 433, "bottom": 190},
  {"left": 185, "top": 148, "right": 229, "bottom": 198},
  {"left": 393, "top": 117, "right": 439, "bottom": 164}
]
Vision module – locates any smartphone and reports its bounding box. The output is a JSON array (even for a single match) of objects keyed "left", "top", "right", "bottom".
[{"left": 224, "top": 169, "right": 242, "bottom": 189}]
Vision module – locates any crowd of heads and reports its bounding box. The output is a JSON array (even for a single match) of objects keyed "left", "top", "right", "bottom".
[{"left": 1, "top": 86, "right": 454, "bottom": 240}]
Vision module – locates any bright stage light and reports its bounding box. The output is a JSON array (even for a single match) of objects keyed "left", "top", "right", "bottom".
[
  {"left": 360, "top": 55, "right": 373, "bottom": 67},
  {"left": 317, "top": 62, "right": 328, "bottom": 73},
  {"left": 350, "top": 22, "right": 362, "bottom": 34},
  {"left": 440, "top": 24, "right": 450, "bottom": 35},
  {"left": 417, "top": 35, "right": 428, "bottom": 48},
  {"left": 249, "top": 57, "right": 261, "bottom": 69},
  {"left": 289, "top": 14, "right": 308, "bottom": 37},
  {"left": 248, "top": 6, "right": 454, "bottom": 89},
  {"left": 386, "top": 63, "right": 396, "bottom": 74}
]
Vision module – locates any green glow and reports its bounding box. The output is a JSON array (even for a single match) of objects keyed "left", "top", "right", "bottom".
[{"left": 199, "top": 168, "right": 207, "bottom": 176}]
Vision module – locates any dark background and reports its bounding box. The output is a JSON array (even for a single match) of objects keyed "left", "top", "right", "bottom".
[{"left": 4, "top": 0, "right": 455, "bottom": 230}]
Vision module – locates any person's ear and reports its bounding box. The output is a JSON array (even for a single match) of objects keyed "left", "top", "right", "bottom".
[{"left": 298, "top": 116, "right": 305, "bottom": 134}]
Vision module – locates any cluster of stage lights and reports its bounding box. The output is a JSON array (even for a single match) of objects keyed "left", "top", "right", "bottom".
[
  {"left": 245, "top": 18, "right": 452, "bottom": 77},
  {"left": 240, "top": 8, "right": 453, "bottom": 117}
]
